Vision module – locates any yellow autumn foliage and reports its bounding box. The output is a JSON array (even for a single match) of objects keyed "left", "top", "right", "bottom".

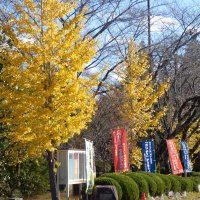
[
  {"left": 0, "top": 0, "right": 98, "bottom": 157},
  {"left": 177, "top": 121, "right": 200, "bottom": 155},
  {"left": 175, "top": 125, "right": 199, "bottom": 168},
  {"left": 120, "top": 42, "right": 168, "bottom": 167},
  {"left": 186, "top": 120, "right": 200, "bottom": 152}
]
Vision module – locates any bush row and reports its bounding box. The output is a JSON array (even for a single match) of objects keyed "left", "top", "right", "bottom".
[
  {"left": 101, "top": 173, "right": 139, "bottom": 200},
  {"left": 94, "top": 171, "right": 200, "bottom": 200},
  {"left": 192, "top": 171, "right": 200, "bottom": 177}
]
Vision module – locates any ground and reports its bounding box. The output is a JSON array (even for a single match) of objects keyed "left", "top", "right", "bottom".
[{"left": 22, "top": 192, "right": 200, "bottom": 200}]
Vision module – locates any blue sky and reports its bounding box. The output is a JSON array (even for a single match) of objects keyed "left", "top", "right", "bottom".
[
  {"left": 153, "top": 0, "right": 198, "bottom": 6},
  {"left": 171, "top": 0, "right": 198, "bottom": 6},
  {"left": 151, "top": 0, "right": 199, "bottom": 12}
]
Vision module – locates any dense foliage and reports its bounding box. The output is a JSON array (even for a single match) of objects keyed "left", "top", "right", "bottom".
[
  {"left": 0, "top": 0, "right": 98, "bottom": 158},
  {"left": 123, "top": 172, "right": 149, "bottom": 197},
  {"left": 176, "top": 177, "right": 193, "bottom": 192},
  {"left": 0, "top": 156, "right": 49, "bottom": 198},
  {"left": 139, "top": 172, "right": 165, "bottom": 196},
  {"left": 94, "top": 177, "right": 122, "bottom": 200},
  {"left": 1, "top": 0, "right": 199, "bottom": 199},
  {"left": 102, "top": 173, "right": 140, "bottom": 200},
  {"left": 115, "top": 42, "right": 168, "bottom": 167},
  {"left": 155, "top": 173, "right": 172, "bottom": 193},
  {"left": 95, "top": 172, "right": 200, "bottom": 199},
  {"left": 167, "top": 175, "right": 181, "bottom": 193},
  {"left": 136, "top": 172, "right": 157, "bottom": 196}
]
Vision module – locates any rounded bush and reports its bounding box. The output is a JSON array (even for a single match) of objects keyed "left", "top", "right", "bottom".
[
  {"left": 123, "top": 172, "right": 149, "bottom": 198},
  {"left": 155, "top": 173, "right": 172, "bottom": 193},
  {"left": 190, "top": 177, "right": 200, "bottom": 192},
  {"left": 167, "top": 175, "right": 181, "bottom": 193},
  {"left": 191, "top": 172, "right": 200, "bottom": 177},
  {"left": 175, "top": 177, "right": 193, "bottom": 192},
  {"left": 183, "top": 178, "right": 194, "bottom": 192},
  {"left": 142, "top": 172, "right": 165, "bottom": 196},
  {"left": 136, "top": 172, "right": 157, "bottom": 196},
  {"left": 102, "top": 173, "right": 140, "bottom": 200},
  {"left": 95, "top": 177, "right": 122, "bottom": 200}
]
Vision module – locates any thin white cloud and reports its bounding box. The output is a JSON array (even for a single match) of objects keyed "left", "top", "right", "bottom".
[{"left": 150, "top": 15, "right": 180, "bottom": 32}]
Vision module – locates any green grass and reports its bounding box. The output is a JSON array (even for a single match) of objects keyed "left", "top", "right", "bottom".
[{"left": 24, "top": 192, "right": 79, "bottom": 200}]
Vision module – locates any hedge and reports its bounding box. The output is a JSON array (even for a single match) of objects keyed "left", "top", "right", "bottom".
[
  {"left": 94, "top": 177, "right": 122, "bottom": 200},
  {"left": 175, "top": 177, "right": 193, "bottom": 192},
  {"left": 140, "top": 172, "right": 165, "bottom": 196},
  {"left": 123, "top": 172, "right": 149, "bottom": 198},
  {"left": 95, "top": 171, "right": 200, "bottom": 198},
  {"left": 136, "top": 172, "right": 157, "bottom": 196},
  {"left": 183, "top": 178, "right": 194, "bottom": 192},
  {"left": 191, "top": 172, "right": 200, "bottom": 177},
  {"left": 102, "top": 173, "right": 140, "bottom": 200},
  {"left": 154, "top": 176, "right": 165, "bottom": 196},
  {"left": 155, "top": 173, "right": 172, "bottom": 193},
  {"left": 167, "top": 175, "right": 181, "bottom": 193},
  {"left": 190, "top": 177, "right": 200, "bottom": 192}
]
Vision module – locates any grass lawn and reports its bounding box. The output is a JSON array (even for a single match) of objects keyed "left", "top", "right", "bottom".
[
  {"left": 23, "top": 192, "right": 200, "bottom": 200},
  {"left": 24, "top": 192, "right": 80, "bottom": 200}
]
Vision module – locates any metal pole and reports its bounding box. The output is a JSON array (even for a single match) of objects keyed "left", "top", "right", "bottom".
[
  {"left": 57, "top": 150, "right": 61, "bottom": 200},
  {"left": 66, "top": 151, "right": 69, "bottom": 200},
  {"left": 147, "top": 0, "right": 151, "bottom": 69}
]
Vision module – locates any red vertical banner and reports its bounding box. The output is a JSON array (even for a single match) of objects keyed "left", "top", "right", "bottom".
[
  {"left": 112, "top": 128, "right": 129, "bottom": 172},
  {"left": 166, "top": 139, "right": 184, "bottom": 175}
]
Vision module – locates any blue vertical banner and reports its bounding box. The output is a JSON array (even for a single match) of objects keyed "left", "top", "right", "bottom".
[
  {"left": 141, "top": 139, "right": 156, "bottom": 172},
  {"left": 180, "top": 141, "right": 192, "bottom": 173}
]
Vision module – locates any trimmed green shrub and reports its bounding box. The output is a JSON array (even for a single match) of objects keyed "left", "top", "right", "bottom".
[
  {"left": 191, "top": 172, "right": 200, "bottom": 177},
  {"left": 123, "top": 172, "right": 149, "bottom": 198},
  {"left": 95, "top": 177, "right": 122, "bottom": 200},
  {"left": 155, "top": 173, "right": 172, "bottom": 193},
  {"left": 175, "top": 177, "right": 193, "bottom": 192},
  {"left": 167, "top": 175, "right": 181, "bottom": 193},
  {"left": 183, "top": 178, "right": 194, "bottom": 192},
  {"left": 142, "top": 172, "right": 165, "bottom": 196},
  {"left": 190, "top": 177, "right": 200, "bottom": 192},
  {"left": 102, "top": 173, "right": 140, "bottom": 200},
  {"left": 136, "top": 172, "right": 157, "bottom": 196}
]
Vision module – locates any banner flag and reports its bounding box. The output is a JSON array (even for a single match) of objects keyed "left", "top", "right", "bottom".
[
  {"left": 112, "top": 128, "right": 129, "bottom": 172},
  {"left": 141, "top": 139, "right": 156, "bottom": 172},
  {"left": 85, "top": 139, "right": 95, "bottom": 194},
  {"left": 166, "top": 139, "right": 184, "bottom": 175},
  {"left": 181, "top": 141, "right": 192, "bottom": 173}
]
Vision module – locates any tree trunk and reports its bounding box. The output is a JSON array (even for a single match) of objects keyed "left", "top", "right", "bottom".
[
  {"left": 46, "top": 150, "right": 59, "bottom": 200},
  {"left": 156, "top": 139, "right": 171, "bottom": 174}
]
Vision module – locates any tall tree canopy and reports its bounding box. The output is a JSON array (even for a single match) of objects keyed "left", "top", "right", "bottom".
[
  {"left": 79, "top": 42, "right": 168, "bottom": 168},
  {"left": 0, "top": 0, "right": 98, "bottom": 157},
  {"left": 119, "top": 42, "right": 168, "bottom": 167}
]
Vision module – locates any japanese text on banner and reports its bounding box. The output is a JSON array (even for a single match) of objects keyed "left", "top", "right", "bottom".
[{"left": 112, "top": 128, "right": 129, "bottom": 172}]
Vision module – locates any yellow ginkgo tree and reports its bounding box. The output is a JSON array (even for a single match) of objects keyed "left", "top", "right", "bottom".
[
  {"left": 118, "top": 42, "right": 168, "bottom": 167},
  {"left": 0, "top": 0, "right": 98, "bottom": 199}
]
